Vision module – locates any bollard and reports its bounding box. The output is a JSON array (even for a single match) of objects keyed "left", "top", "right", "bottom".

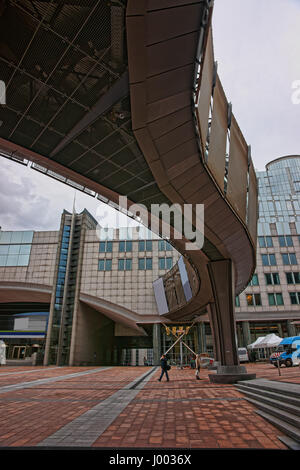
[{"left": 277, "top": 358, "right": 281, "bottom": 376}]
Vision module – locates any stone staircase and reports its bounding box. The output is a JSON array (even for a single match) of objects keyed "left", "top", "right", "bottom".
[{"left": 235, "top": 379, "right": 300, "bottom": 450}]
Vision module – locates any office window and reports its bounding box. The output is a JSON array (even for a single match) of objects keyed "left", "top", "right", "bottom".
[
  {"left": 282, "top": 253, "right": 297, "bottom": 265},
  {"left": 105, "top": 259, "right": 112, "bottom": 271},
  {"left": 159, "top": 257, "right": 173, "bottom": 270},
  {"left": 265, "top": 273, "right": 280, "bottom": 285},
  {"left": 158, "top": 240, "right": 172, "bottom": 251},
  {"left": 249, "top": 274, "right": 259, "bottom": 286},
  {"left": 139, "top": 240, "right": 153, "bottom": 251},
  {"left": 98, "top": 259, "right": 105, "bottom": 271},
  {"left": 289, "top": 292, "right": 300, "bottom": 305},
  {"left": 268, "top": 293, "right": 284, "bottom": 306},
  {"left": 258, "top": 236, "right": 273, "bottom": 248},
  {"left": 138, "top": 258, "right": 145, "bottom": 270},
  {"left": 119, "top": 241, "right": 132, "bottom": 252},
  {"left": 146, "top": 258, "right": 152, "bottom": 270},
  {"left": 146, "top": 240, "right": 152, "bottom": 251},
  {"left": 286, "top": 272, "right": 300, "bottom": 284},
  {"left": 158, "top": 240, "right": 165, "bottom": 251},
  {"left": 278, "top": 235, "right": 293, "bottom": 247},
  {"left": 99, "top": 241, "right": 113, "bottom": 253},
  {"left": 261, "top": 254, "right": 276, "bottom": 266},
  {"left": 118, "top": 258, "right": 132, "bottom": 271},
  {"left": 126, "top": 259, "right": 132, "bottom": 270},
  {"left": 98, "top": 259, "right": 112, "bottom": 271},
  {"left": 138, "top": 258, "right": 152, "bottom": 270},
  {"left": 246, "top": 293, "right": 262, "bottom": 306}
]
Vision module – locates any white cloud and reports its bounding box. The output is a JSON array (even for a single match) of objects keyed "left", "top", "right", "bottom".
[{"left": 0, "top": 158, "right": 130, "bottom": 231}]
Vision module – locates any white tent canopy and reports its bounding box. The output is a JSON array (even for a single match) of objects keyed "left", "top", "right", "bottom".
[
  {"left": 259, "top": 334, "right": 282, "bottom": 348},
  {"left": 248, "top": 336, "right": 266, "bottom": 349},
  {"left": 248, "top": 334, "right": 283, "bottom": 349}
]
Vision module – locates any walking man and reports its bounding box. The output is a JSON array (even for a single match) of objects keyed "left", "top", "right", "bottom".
[{"left": 158, "top": 354, "right": 170, "bottom": 382}]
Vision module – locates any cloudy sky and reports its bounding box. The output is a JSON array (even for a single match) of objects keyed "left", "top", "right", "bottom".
[{"left": 0, "top": 0, "right": 300, "bottom": 232}]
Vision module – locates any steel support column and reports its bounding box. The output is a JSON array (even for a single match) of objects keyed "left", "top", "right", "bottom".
[{"left": 207, "top": 259, "right": 256, "bottom": 383}]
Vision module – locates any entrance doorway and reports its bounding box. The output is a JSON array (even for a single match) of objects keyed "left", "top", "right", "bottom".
[{"left": 162, "top": 324, "right": 197, "bottom": 367}]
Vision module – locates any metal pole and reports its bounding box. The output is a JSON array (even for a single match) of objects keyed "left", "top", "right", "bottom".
[
  {"left": 163, "top": 333, "right": 185, "bottom": 355},
  {"left": 180, "top": 339, "right": 196, "bottom": 356},
  {"left": 180, "top": 338, "right": 183, "bottom": 368}
]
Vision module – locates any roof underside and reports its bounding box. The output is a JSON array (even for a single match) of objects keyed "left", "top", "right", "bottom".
[{"left": 0, "top": 0, "right": 222, "bottom": 260}]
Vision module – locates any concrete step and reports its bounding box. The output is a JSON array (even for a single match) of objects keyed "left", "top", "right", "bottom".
[
  {"left": 245, "top": 396, "right": 300, "bottom": 430},
  {"left": 277, "top": 435, "right": 300, "bottom": 450},
  {"left": 236, "top": 378, "right": 300, "bottom": 399},
  {"left": 255, "top": 409, "right": 300, "bottom": 446},
  {"left": 235, "top": 384, "right": 300, "bottom": 412}
]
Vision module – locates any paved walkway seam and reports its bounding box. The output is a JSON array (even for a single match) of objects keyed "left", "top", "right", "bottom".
[
  {"left": 37, "top": 367, "right": 158, "bottom": 447},
  {"left": 0, "top": 367, "right": 61, "bottom": 377},
  {"left": 0, "top": 367, "right": 112, "bottom": 394}
]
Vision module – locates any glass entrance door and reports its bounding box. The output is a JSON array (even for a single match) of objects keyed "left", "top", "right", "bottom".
[
  {"left": 162, "top": 325, "right": 196, "bottom": 366},
  {"left": 12, "top": 346, "right": 27, "bottom": 359}
]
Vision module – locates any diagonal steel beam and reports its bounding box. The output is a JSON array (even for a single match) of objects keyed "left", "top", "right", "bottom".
[{"left": 49, "top": 70, "right": 129, "bottom": 157}]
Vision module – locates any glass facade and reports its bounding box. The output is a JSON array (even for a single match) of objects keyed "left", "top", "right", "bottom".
[
  {"left": 49, "top": 223, "right": 70, "bottom": 364},
  {"left": 237, "top": 156, "right": 300, "bottom": 346},
  {"left": 0, "top": 231, "right": 33, "bottom": 267},
  {"left": 257, "top": 156, "right": 300, "bottom": 231}
]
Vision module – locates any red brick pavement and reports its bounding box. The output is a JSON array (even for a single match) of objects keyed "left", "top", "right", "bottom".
[
  {"left": 0, "top": 362, "right": 298, "bottom": 448},
  {"left": 0, "top": 366, "right": 151, "bottom": 447},
  {"left": 93, "top": 363, "right": 299, "bottom": 449},
  {"left": 245, "top": 361, "right": 300, "bottom": 384},
  {"left": 0, "top": 366, "right": 87, "bottom": 387}
]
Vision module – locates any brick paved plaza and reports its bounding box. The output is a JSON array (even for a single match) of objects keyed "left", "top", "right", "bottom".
[{"left": 0, "top": 362, "right": 299, "bottom": 450}]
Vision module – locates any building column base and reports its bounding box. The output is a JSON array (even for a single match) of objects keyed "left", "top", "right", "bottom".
[{"left": 208, "top": 365, "right": 256, "bottom": 384}]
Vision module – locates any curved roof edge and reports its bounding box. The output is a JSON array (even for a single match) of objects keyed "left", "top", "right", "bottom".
[{"left": 266, "top": 155, "right": 300, "bottom": 170}]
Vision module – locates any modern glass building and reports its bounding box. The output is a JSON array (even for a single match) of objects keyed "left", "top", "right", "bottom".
[{"left": 235, "top": 156, "right": 300, "bottom": 347}]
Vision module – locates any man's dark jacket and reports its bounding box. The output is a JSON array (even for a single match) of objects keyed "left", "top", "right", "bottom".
[{"left": 160, "top": 357, "right": 168, "bottom": 370}]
